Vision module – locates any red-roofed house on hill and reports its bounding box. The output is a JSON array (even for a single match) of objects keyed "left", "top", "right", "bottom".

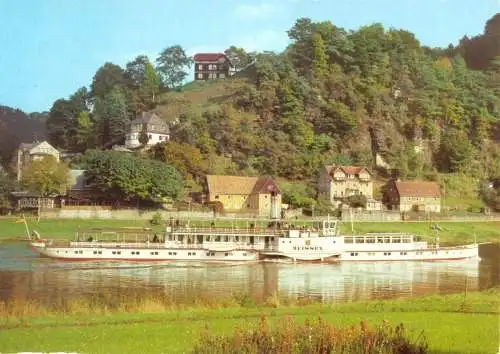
[
  {"left": 193, "top": 53, "right": 235, "bottom": 81},
  {"left": 318, "top": 165, "right": 373, "bottom": 203},
  {"left": 205, "top": 175, "right": 281, "bottom": 218},
  {"left": 385, "top": 180, "right": 441, "bottom": 213}
]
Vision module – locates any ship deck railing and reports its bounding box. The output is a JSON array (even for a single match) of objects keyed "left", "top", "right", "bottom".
[
  {"left": 171, "top": 227, "right": 286, "bottom": 236},
  {"left": 48, "top": 240, "right": 269, "bottom": 251}
]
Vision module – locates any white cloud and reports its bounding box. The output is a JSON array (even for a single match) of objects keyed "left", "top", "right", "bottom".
[{"left": 233, "top": 3, "right": 279, "bottom": 20}]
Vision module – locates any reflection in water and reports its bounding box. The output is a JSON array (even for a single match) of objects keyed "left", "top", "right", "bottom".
[{"left": 0, "top": 242, "right": 497, "bottom": 306}]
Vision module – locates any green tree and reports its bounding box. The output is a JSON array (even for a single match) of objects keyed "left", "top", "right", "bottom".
[
  {"left": 224, "top": 46, "right": 253, "bottom": 70},
  {"left": 46, "top": 87, "right": 91, "bottom": 151},
  {"left": 81, "top": 150, "right": 183, "bottom": 202},
  {"left": 125, "top": 55, "right": 161, "bottom": 109},
  {"left": 438, "top": 129, "right": 475, "bottom": 173},
  {"left": 91, "top": 63, "right": 127, "bottom": 99},
  {"left": 156, "top": 45, "right": 192, "bottom": 88},
  {"left": 312, "top": 33, "right": 328, "bottom": 79},
  {"left": 93, "top": 88, "right": 128, "bottom": 147},
  {"left": 0, "top": 169, "right": 14, "bottom": 211},
  {"left": 21, "top": 156, "right": 69, "bottom": 218},
  {"left": 151, "top": 141, "right": 207, "bottom": 181}
]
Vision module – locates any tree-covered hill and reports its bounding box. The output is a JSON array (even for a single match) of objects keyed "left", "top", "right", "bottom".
[
  {"left": 0, "top": 106, "right": 47, "bottom": 166},
  {"left": 45, "top": 15, "right": 500, "bottom": 185}
]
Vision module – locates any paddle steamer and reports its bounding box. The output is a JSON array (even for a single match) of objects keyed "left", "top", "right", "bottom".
[
  {"left": 29, "top": 219, "right": 342, "bottom": 262},
  {"left": 28, "top": 218, "right": 480, "bottom": 262}
]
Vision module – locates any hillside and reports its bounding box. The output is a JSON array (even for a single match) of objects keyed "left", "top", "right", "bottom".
[
  {"left": 148, "top": 20, "right": 500, "bottom": 182},
  {"left": 41, "top": 15, "right": 500, "bottom": 205},
  {"left": 0, "top": 106, "right": 47, "bottom": 166}
]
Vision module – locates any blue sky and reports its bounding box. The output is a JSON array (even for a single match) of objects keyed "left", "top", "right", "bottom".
[{"left": 0, "top": 0, "right": 498, "bottom": 113}]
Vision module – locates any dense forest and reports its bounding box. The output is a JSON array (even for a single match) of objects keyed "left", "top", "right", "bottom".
[
  {"left": 0, "top": 106, "right": 46, "bottom": 166},
  {"left": 3, "top": 15, "right": 500, "bottom": 189}
]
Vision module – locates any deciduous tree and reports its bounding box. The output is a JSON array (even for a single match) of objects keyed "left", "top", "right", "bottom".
[{"left": 156, "top": 45, "right": 192, "bottom": 88}]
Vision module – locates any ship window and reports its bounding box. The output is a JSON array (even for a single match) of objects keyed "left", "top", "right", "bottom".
[
  {"left": 243, "top": 252, "right": 247, "bottom": 256},
  {"left": 224, "top": 236, "right": 229, "bottom": 242},
  {"left": 206, "top": 252, "right": 210, "bottom": 256},
  {"left": 168, "top": 252, "right": 172, "bottom": 255},
  {"left": 98, "top": 251, "right": 102, "bottom": 254},
  {"left": 131, "top": 251, "right": 135, "bottom": 255},
  {"left": 393, "top": 238, "right": 401, "bottom": 243},
  {"left": 355, "top": 237, "right": 365, "bottom": 243},
  {"left": 117, "top": 251, "right": 121, "bottom": 255},
  {"left": 93, "top": 251, "right": 97, "bottom": 255},
  {"left": 79, "top": 251, "right": 83, "bottom": 254},
  {"left": 400, "top": 252, "right": 407, "bottom": 255},
  {"left": 344, "top": 237, "right": 353, "bottom": 244},
  {"left": 235, "top": 236, "right": 239, "bottom": 241},
  {"left": 215, "top": 236, "right": 221, "bottom": 242},
  {"left": 366, "top": 237, "right": 375, "bottom": 243},
  {"left": 384, "top": 237, "right": 390, "bottom": 243},
  {"left": 206, "top": 236, "right": 210, "bottom": 241},
  {"left": 225, "top": 253, "right": 229, "bottom": 256},
  {"left": 192, "top": 252, "right": 196, "bottom": 256},
  {"left": 112, "top": 251, "right": 116, "bottom": 255}
]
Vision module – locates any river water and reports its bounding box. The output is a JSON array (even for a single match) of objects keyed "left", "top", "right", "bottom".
[{"left": 0, "top": 242, "right": 498, "bottom": 305}]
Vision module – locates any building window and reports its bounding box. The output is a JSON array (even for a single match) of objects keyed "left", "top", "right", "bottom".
[
  {"left": 219, "top": 73, "right": 225, "bottom": 79},
  {"left": 197, "top": 73, "right": 203, "bottom": 79},
  {"left": 198, "top": 64, "right": 203, "bottom": 70}
]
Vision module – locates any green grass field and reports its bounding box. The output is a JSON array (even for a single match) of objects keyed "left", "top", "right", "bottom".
[
  {"left": 0, "top": 289, "right": 497, "bottom": 354},
  {"left": 0, "top": 217, "right": 499, "bottom": 245}
]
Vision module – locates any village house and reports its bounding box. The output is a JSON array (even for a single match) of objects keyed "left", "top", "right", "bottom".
[
  {"left": 13, "top": 140, "right": 60, "bottom": 181},
  {"left": 205, "top": 175, "right": 281, "bottom": 218},
  {"left": 125, "top": 112, "right": 170, "bottom": 149},
  {"left": 317, "top": 166, "right": 373, "bottom": 203},
  {"left": 384, "top": 180, "right": 441, "bottom": 213},
  {"left": 193, "top": 53, "right": 235, "bottom": 81}
]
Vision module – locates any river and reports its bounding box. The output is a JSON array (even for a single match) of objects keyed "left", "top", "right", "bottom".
[{"left": 0, "top": 241, "right": 498, "bottom": 305}]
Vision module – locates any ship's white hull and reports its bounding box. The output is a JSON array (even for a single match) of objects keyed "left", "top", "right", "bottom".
[
  {"left": 341, "top": 244, "right": 479, "bottom": 262},
  {"left": 31, "top": 244, "right": 259, "bottom": 262}
]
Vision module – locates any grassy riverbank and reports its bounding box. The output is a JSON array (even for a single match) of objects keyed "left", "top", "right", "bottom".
[
  {"left": 0, "top": 289, "right": 498, "bottom": 353},
  {"left": 0, "top": 217, "right": 498, "bottom": 245}
]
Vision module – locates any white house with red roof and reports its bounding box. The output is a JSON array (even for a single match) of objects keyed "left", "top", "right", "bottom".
[
  {"left": 193, "top": 53, "right": 235, "bottom": 81},
  {"left": 318, "top": 165, "right": 374, "bottom": 203}
]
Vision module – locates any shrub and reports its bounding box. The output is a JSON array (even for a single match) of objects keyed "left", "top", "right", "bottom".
[
  {"left": 346, "top": 194, "right": 367, "bottom": 208},
  {"left": 150, "top": 212, "right": 162, "bottom": 225},
  {"left": 193, "top": 315, "right": 428, "bottom": 354}
]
